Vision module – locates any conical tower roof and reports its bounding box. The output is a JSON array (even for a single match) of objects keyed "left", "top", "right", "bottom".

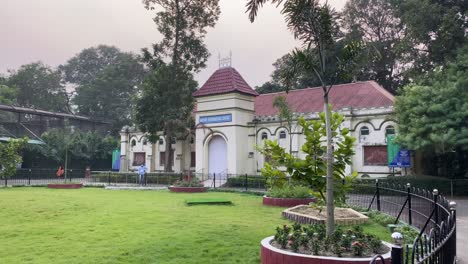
[{"left": 193, "top": 67, "right": 259, "bottom": 97}]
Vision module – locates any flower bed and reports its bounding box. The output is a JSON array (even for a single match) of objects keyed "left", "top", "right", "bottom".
[
  {"left": 263, "top": 196, "right": 317, "bottom": 207},
  {"left": 261, "top": 236, "right": 392, "bottom": 264},
  {"left": 168, "top": 186, "right": 208, "bottom": 193},
  {"left": 47, "top": 183, "right": 83, "bottom": 189},
  {"left": 261, "top": 223, "right": 392, "bottom": 264}
]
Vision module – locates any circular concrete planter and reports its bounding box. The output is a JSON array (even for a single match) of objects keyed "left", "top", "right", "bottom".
[
  {"left": 262, "top": 196, "right": 317, "bottom": 207},
  {"left": 261, "top": 236, "right": 392, "bottom": 264},
  {"left": 168, "top": 186, "right": 208, "bottom": 193},
  {"left": 47, "top": 183, "right": 83, "bottom": 189}
]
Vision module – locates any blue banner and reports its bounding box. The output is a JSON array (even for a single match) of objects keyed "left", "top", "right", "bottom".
[{"left": 199, "top": 114, "right": 232, "bottom": 124}]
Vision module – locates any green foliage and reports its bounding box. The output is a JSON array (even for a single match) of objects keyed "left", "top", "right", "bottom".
[
  {"left": 342, "top": 0, "right": 408, "bottom": 93},
  {"left": 36, "top": 129, "right": 117, "bottom": 164},
  {"left": 267, "top": 185, "right": 312, "bottom": 199},
  {"left": 396, "top": 45, "right": 468, "bottom": 153},
  {"left": 6, "top": 62, "right": 68, "bottom": 112},
  {"left": 0, "top": 138, "right": 28, "bottom": 178},
  {"left": 60, "top": 45, "right": 146, "bottom": 134},
  {"left": 367, "top": 210, "right": 397, "bottom": 227},
  {"left": 393, "top": 0, "right": 466, "bottom": 72},
  {"left": 0, "top": 84, "right": 18, "bottom": 105},
  {"left": 173, "top": 176, "right": 203, "bottom": 187},
  {"left": 259, "top": 111, "right": 357, "bottom": 203},
  {"left": 394, "top": 225, "right": 419, "bottom": 245}
]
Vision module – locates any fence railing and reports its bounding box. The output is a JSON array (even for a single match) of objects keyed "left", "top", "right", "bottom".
[{"left": 348, "top": 181, "right": 457, "bottom": 264}]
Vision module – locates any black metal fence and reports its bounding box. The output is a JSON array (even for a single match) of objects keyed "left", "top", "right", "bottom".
[
  {"left": 348, "top": 181, "right": 457, "bottom": 264},
  {"left": 2, "top": 168, "right": 89, "bottom": 186}
]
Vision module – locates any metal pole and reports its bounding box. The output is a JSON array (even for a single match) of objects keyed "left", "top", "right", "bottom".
[
  {"left": 376, "top": 179, "right": 381, "bottom": 211},
  {"left": 433, "top": 189, "right": 439, "bottom": 225},
  {"left": 391, "top": 246, "right": 403, "bottom": 264},
  {"left": 108, "top": 171, "right": 111, "bottom": 185},
  {"left": 407, "top": 183, "right": 412, "bottom": 225},
  {"left": 213, "top": 173, "right": 216, "bottom": 189},
  {"left": 245, "top": 174, "right": 248, "bottom": 191},
  {"left": 449, "top": 201, "right": 457, "bottom": 261},
  {"left": 28, "top": 169, "right": 31, "bottom": 186}
]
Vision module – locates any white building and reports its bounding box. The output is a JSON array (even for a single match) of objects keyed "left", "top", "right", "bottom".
[{"left": 120, "top": 67, "right": 400, "bottom": 178}]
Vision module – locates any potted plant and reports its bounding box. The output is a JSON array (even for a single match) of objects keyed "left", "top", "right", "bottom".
[{"left": 168, "top": 176, "right": 208, "bottom": 193}]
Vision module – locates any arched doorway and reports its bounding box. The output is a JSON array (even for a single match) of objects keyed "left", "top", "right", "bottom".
[{"left": 208, "top": 135, "right": 227, "bottom": 176}]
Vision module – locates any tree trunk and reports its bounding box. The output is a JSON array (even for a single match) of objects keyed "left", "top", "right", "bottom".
[
  {"left": 164, "top": 133, "right": 172, "bottom": 172},
  {"left": 324, "top": 95, "right": 335, "bottom": 237}
]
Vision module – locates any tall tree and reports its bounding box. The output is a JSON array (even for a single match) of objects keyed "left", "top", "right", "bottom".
[
  {"left": 392, "top": 0, "right": 467, "bottom": 76},
  {"left": 7, "top": 62, "right": 67, "bottom": 112},
  {"left": 136, "top": 0, "right": 220, "bottom": 171},
  {"left": 396, "top": 45, "right": 468, "bottom": 174},
  {"left": 248, "top": 0, "right": 362, "bottom": 235},
  {"left": 60, "top": 45, "right": 146, "bottom": 134},
  {"left": 342, "top": 0, "right": 408, "bottom": 93}
]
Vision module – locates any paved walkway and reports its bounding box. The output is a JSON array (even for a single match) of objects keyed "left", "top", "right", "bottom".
[
  {"left": 105, "top": 186, "right": 168, "bottom": 191},
  {"left": 454, "top": 198, "right": 468, "bottom": 264}
]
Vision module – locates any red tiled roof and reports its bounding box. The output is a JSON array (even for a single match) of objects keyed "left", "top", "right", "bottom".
[
  {"left": 193, "top": 67, "right": 259, "bottom": 97},
  {"left": 254, "top": 81, "right": 394, "bottom": 116}
]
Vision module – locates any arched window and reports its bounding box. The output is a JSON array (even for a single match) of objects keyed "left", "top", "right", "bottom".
[
  {"left": 261, "top": 132, "right": 268, "bottom": 140},
  {"left": 171, "top": 137, "right": 176, "bottom": 144},
  {"left": 158, "top": 137, "right": 164, "bottom": 145},
  {"left": 360, "top": 126, "right": 370, "bottom": 136},
  {"left": 142, "top": 138, "right": 147, "bottom": 145},
  {"left": 385, "top": 126, "right": 395, "bottom": 137},
  {"left": 131, "top": 139, "right": 136, "bottom": 147},
  {"left": 279, "top": 130, "right": 287, "bottom": 139}
]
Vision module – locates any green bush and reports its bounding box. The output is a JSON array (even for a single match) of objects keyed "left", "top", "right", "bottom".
[
  {"left": 394, "top": 225, "right": 419, "bottom": 245},
  {"left": 267, "top": 185, "right": 312, "bottom": 199},
  {"left": 224, "top": 176, "right": 266, "bottom": 188},
  {"left": 367, "top": 210, "right": 397, "bottom": 226}
]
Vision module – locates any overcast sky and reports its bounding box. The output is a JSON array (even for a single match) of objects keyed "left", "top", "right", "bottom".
[{"left": 1, "top": 0, "right": 347, "bottom": 88}]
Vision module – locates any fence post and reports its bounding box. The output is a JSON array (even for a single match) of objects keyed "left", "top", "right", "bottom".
[
  {"left": 244, "top": 174, "right": 248, "bottom": 191},
  {"left": 407, "top": 183, "right": 412, "bottom": 225},
  {"left": 391, "top": 245, "right": 403, "bottom": 264},
  {"left": 213, "top": 173, "right": 216, "bottom": 189},
  {"left": 449, "top": 201, "right": 457, "bottom": 261},
  {"left": 433, "top": 189, "right": 439, "bottom": 225},
  {"left": 376, "top": 179, "right": 381, "bottom": 211},
  {"left": 70, "top": 169, "right": 73, "bottom": 183},
  {"left": 108, "top": 171, "right": 111, "bottom": 185},
  {"left": 28, "top": 169, "right": 32, "bottom": 186},
  {"left": 4, "top": 177, "right": 7, "bottom": 187}
]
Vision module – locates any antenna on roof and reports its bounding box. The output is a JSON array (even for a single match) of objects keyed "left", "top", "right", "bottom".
[{"left": 219, "top": 51, "right": 232, "bottom": 68}]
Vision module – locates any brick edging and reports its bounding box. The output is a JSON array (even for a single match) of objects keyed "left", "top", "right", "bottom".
[{"left": 47, "top": 183, "right": 83, "bottom": 189}]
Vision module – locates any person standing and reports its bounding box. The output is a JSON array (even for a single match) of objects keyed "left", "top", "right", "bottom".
[{"left": 138, "top": 164, "right": 146, "bottom": 186}]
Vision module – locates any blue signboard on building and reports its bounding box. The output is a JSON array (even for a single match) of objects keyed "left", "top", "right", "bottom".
[
  {"left": 199, "top": 114, "right": 232, "bottom": 124},
  {"left": 389, "top": 149, "right": 411, "bottom": 168}
]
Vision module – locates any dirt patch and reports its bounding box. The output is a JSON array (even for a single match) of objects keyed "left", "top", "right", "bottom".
[{"left": 282, "top": 205, "right": 369, "bottom": 225}]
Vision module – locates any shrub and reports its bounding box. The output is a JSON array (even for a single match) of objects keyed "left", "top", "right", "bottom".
[
  {"left": 173, "top": 177, "right": 203, "bottom": 187},
  {"left": 367, "top": 210, "right": 397, "bottom": 226},
  {"left": 267, "top": 185, "right": 312, "bottom": 199},
  {"left": 394, "top": 225, "right": 419, "bottom": 245}
]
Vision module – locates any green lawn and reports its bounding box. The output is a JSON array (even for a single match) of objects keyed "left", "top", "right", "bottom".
[{"left": 0, "top": 188, "right": 391, "bottom": 264}]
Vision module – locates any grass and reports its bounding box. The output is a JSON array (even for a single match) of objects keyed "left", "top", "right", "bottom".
[
  {"left": 0, "top": 188, "right": 391, "bottom": 264},
  {"left": 185, "top": 198, "right": 233, "bottom": 205}
]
